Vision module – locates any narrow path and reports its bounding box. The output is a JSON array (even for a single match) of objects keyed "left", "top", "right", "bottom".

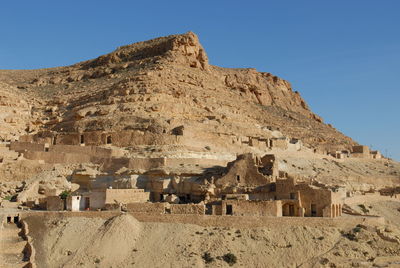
[{"left": 0, "top": 218, "right": 29, "bottom": 268}]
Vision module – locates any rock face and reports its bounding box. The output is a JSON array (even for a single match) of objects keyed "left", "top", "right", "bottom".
[{"left": 0, "top": 32, "right": 353, "bottom": 152}]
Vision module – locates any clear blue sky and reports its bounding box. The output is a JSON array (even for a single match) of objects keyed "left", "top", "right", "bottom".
[{"left": 1, "top": 1, "right": 399, "bottom": 160}]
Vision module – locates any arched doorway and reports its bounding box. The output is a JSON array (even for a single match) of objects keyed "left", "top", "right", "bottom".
[{"left": 283, "top": 203, "right": 296, "bottom": 216}]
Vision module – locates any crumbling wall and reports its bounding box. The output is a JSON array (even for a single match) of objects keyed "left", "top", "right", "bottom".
[
  {"left": 271, "top": 138, "right": 288, "bottom": 150},
  {"left": 24, "top": 151, "right": 91, "bottom": 164},
  {"left": 20, "top": 220, "right": 37, "bottom": 268},
  {"left": 46, "top": 196, "right": 64, "bottom": 211},
  {"left": 216, "top": 154, "right": 270, "bottom": 187},
  {"left": 126, "top": 202, "right": 166, "bottom": 214},
  {"left": 351, "top": 145, "right": 371, "bottom": 159},
  {"left": 221, "top": 200, "right": 282, "bottom": 217},
  {"left": 10, "top": 142, "right": 45, "bottom": 153},
  {"left": 170, "top": 204, "right": 205, "bottom": 215},
  {"left": 49, "top": 145, "right": 113, "bottom": 158},
  {"left": 104, "top": 189, "right": 149, "bottom": 204}
]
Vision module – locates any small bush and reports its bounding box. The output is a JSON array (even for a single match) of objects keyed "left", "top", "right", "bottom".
[
  {"left": 202, "top": 252, "right": 214, "bottom": 263},
  {"left": 59, "top": 190, "right": 71, "bottom": 200},
  {"left": 222, "top": 253, "right": 237, "bottom": 266},
  {"left": 320, "top": 258, "right": 329, "bottom": 265},
  {"left": 317, "top": 236, "right": 324, "bottom": 240},
  {"left": 94, "top": 258, "right": 101, "bottom": 264},
  {"left": 358, "top": 204, "right": 370, "bottom": 214},
  {"left": 353, "top": 226, "right": 362, "bottom": 233},
  {"left": 3, "top": 195, "right": 12, "bottom": 201},
  {"left": 342, "top": 232, "right": 358, "bottom": 241}
]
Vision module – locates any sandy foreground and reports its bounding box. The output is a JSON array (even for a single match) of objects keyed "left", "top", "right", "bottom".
[{"left": 0, "top": 197, "right": 391, "bottom": 268}]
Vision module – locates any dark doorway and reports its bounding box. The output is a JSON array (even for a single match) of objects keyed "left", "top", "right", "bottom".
[
  {"left": 226, "top": 204, "right": 233, "bottom": 215},
  {"left": 290, "top": 193, "right": 296, "bottom": 199},
  {"left": 106, "top": 136, "right": 112, "bottom": 144},
  {"left": 289, "top": 205, "right": 295, "bottom": 216},
  {"left": 236, "top": 175, "right": 240, "bottom": 183},
  {"left": 205, "top": 204, "right": 213, "bottom": 215},
  {"left": 53, "top": 136, "right": 57, "bottom": 145},
  {"left": 80, "top": 135, "right": 84, "bottom": 144},
  {"left": 13, "top": 216, "right": 19, "bottom": 224},
  {"left": 84, "top": 197, "right": 90, "bottom": 210},
  {"left": 311, "top": 204, "right": 317, "bottom": 217},
  {"left": 7, "top": 216, "right": 11, "bottom": 223}
]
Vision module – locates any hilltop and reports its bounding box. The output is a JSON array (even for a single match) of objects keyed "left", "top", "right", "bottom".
[{"left": 0, "top": 32, "right": 354, "bottom": 153}]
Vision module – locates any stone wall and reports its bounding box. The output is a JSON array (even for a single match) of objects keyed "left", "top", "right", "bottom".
[
  {"left": 216, "top": 154, "right": 270, "bottom": 188},
  {"left": 126, "top": 202, "right": 166, "bottom": 214},
  {"left": 221, "top": 200, "right": 282, "bottom": 217},
  {"left": 46, "top": 196, "right": 64, "bottom": 211},
  {"left": 104, "top": 189, "right": 150, "bottom": 204},
  {"left": 20, "top": 130, "right": 179, "bottom": 147},
  {"left": 169, "top": 204, "right": 205, "bottom": 215},
  {"left": 24, "top": 151, "right": 91, "bottom": 164},
  {"left": 20, "top": 220, "right": 37, "bottom": 268},
  {"left": 10, "top": 142, "right": 45, "bottom": 153},
  {"left": 48, "top": 145, "right": 114, "bottom": 158}
]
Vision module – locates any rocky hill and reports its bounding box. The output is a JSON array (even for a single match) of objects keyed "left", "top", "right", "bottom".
[{"left": 0, "top": 32, "right": 354, "bottom": 153}]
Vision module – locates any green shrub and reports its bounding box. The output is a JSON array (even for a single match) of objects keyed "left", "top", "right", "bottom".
[
  {"left": 59, "top": 190, "right": 71, "bottom": 200},
  {"left": 3, "top": 195, "right": 17, "bottom": 201},
  {"left": 222, "top": 253, "right": 237, "bottom": 266}
]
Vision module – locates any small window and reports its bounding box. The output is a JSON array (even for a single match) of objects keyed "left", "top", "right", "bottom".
[
  {"left": 45, "top": 147, "right": 49, "bottom": 152},
  {"left": 236, "top": 175, "right": 240, "bottom": 182},
  {"left": 290, "top": 193, "right": 296, "bottom": 199}
]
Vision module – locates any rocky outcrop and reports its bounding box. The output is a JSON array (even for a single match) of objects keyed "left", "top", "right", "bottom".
[{"left": 0, "top": 32, "right": 354, "bottom": 152}]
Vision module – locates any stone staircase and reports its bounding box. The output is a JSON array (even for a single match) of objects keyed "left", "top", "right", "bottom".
[{"left": 0, "top": 216, "right": 29, "bottom": 268}]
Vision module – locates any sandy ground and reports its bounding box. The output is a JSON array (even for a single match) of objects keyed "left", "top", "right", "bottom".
[{"left": 22, "top": 197, "right": 400, "bottom": 268}]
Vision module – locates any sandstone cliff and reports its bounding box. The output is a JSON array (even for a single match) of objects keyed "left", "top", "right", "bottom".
[{"left": 0, "top": 32, "right": 354, "bottom": 152}]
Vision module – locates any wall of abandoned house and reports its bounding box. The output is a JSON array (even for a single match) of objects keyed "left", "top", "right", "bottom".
[
  {"left": 126, "top": 202, "right": 166, "bottom": 214},
  {"left": 371, "top": 150, "right": 382, "bottom": 159},
  {"left": 165, "top": 157, "right": 229, "bottom": 168},
  {"left": 23, "top": 151, "right": 92, "bottom": 164},
  {"left": 169, "top": 204, "right": 205, "bottom": 215},
  {"left": 221, "top": 200, "right": 282, "bottom": 217},
  {"left": 19, "top": 130, "right": 180, "bottom": 147},
  {"left": 86, "top": 191, "right": 106, "bottom": 210},
  {"left": 104, "top": 189, "right": 150, "bottom": 204},
  {"left": 281, "top": 199, "right": 303, "bottom": 217},
  {"left": 351, "top": 145, "right": 371, "bottom": 159},
  {"left": 260, "top": 154, "right": 279, "bottom": 177},
  {"left": 270, "top": 138, "right": 288, "bottom": 150},
  {"left": 46, "top": 196, "right": 64, "bottom": 211},
  {"left": 10, "top": 142, "right": 45, "bottom": 153},
  {"left": 66, "top": 196, "right": 81, "bottom": 211},
  {"left": 274, "top": 177, "right": 344, "bottom": 217},
  {"left": 216, "top": 154, "right": 270, "bottom": 188}
]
